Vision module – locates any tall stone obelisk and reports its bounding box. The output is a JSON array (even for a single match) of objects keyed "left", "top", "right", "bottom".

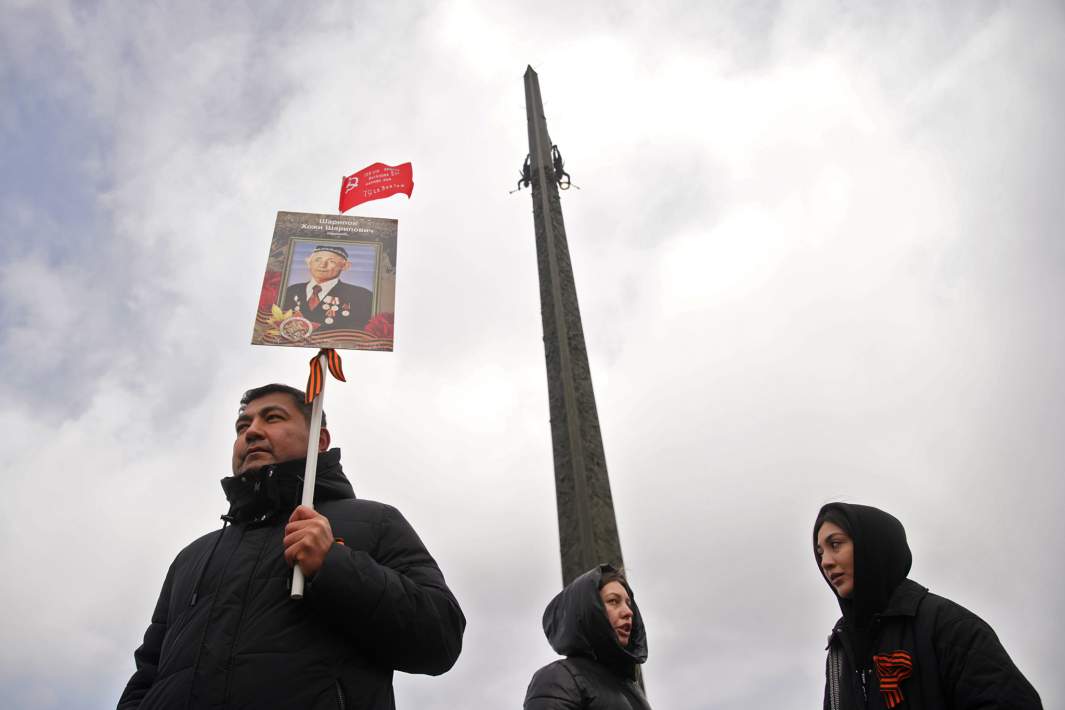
[{"left": 523, "top": 66, "right": 624, "bottom": 587}]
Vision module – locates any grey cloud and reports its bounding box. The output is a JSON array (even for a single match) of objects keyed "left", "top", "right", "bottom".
[{"left": 1, "top": 1, "right": 1062, "bottom": 708}]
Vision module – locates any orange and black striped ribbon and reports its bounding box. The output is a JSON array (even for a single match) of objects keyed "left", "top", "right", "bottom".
[
  {"left": 305, "top": 348, "right": 346, "bottom": 403},
  {"left": 873, "top": 651, "right": 913, "bottom": 709}
]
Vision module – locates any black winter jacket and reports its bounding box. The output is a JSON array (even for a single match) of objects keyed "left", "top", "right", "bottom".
[
  {"left": 118, "top": 450, "right": 464, "bottom": 710},
  {"left": 524, "top": 565, "right": 651, "bottom": 710},
  {"left": 816, "top": 503, "right": 1040, "bottom": 710}
]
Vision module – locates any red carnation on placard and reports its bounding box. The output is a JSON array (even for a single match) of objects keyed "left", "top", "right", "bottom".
[
  {"left": 258, "top": 271, "right": 282, "bottom": 311},
  {"left": 364, "top": 312, "right": 394, "bottom": 339}
]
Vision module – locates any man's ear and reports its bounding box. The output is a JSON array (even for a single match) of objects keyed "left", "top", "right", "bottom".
[
  {"left": 318, "top": 427, "right": 331, "bottom": 452},
  {"left": 341, "top": 260, "right": 351, "bottom": 273}
]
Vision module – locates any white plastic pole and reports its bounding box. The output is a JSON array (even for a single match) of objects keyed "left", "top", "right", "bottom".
[{"left": 291, "top": 353, "right": 327, "bottom": 600}]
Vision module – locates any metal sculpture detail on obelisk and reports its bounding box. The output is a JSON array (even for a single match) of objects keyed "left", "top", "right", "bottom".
[{"left": 522, "top": 66, "right": 624, "bottom": 587}]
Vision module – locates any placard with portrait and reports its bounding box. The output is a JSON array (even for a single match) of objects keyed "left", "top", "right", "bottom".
[{"left": 251, "top": 211, "right": 397, "bottom": 351}]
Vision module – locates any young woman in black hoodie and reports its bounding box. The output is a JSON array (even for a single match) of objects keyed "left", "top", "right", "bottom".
[
  {"left": 814, "top": 502, "right": 1041, "bottom": 709},
  {"left": 524, "top": 565, "right": 651, "bottom": 710}
]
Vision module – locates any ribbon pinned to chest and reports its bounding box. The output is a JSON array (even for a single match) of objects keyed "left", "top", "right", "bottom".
[{"left": 873, "top": 651, "right": 914, "bottom": 708}]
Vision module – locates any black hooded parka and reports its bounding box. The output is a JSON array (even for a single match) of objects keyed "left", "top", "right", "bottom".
[
  {"left": 815, "top": 503, "right": 1041, "bottom": 710},
  {"left": 118, "top": 450, "right": 465, "bottom": 710},
  {"left": 524, "top": 565, "right": 651, "bottom": 710}
]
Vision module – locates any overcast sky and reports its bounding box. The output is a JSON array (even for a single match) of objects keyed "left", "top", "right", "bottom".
[{"left": 2, "top": 1, "right": 1063, "bottom": 708}]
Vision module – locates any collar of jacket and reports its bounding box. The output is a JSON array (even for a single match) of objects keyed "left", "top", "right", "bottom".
[
  {"left": 877, "top": 578, "right": 928, "bottom": 618},
  {"left": 220, "top": 448, "right": 351, "bottom": 524},
  {"left": 827, "top": 579, "right": 929, "bottom": 649}
]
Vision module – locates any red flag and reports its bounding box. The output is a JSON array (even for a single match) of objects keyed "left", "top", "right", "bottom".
[{"left": 339, "top": 162, "right": 414, "bottom": 212}]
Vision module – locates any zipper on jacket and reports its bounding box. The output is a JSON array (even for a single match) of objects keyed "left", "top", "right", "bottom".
[
  {"left": 185, "top": 522, "right": 246, "bottom": 710},
  {"left": 827, "top": 646, "right": 842, "bottom": 710},
  {"left": 189, "top": 518, "right": 230, "bottom": 606},
  {"left": 221, "top": 525, "right": 273, "bottom": 706},
  {"left": 335, "top": 680, "right": 346, "bottom": 710}
]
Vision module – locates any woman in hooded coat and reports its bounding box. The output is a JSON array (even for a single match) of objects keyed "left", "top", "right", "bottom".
[
  {"left": 814, "top": 502, "right": 1041, "bottom": 709},
  {"left": 524, "top": 565, "right": 651, "bottom": 710}
]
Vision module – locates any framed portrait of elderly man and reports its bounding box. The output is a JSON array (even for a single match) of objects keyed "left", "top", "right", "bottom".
[{"left": 251, "top": 211, "right": 397, "bottom": 351}]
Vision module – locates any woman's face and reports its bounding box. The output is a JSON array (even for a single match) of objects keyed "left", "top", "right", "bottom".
[
  {"left": 599, "top": 581, "right": 634, "bottom": 647},
  {"left": 816, "top": 521, "right": 855, "bottom": 598}
]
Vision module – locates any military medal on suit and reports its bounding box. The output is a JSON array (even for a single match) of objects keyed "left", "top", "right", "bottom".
[{"left": 283, "top": 281, "right": 372, "bottom": 332}]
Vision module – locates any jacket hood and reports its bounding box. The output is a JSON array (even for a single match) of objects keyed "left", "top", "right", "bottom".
[
  {"left": 542, "top": 564, "right": 648, "bottom": 673},
  {"left": 221, "top": 448, "right": 354, "bottom": 523},
  {"left": 813, "top": 502, "right": 911, "bottom": 627}
]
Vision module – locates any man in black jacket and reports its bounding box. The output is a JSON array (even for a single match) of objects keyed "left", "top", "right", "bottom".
[
  {"left": 118, "top": 384, "right": 465, "bottom": 710},
  {"left": 814, "top": 502, "right": 1040, "bottom": 709}
]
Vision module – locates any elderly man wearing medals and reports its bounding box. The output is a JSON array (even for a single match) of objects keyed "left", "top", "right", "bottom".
[{"left": 283, "top": 244, "right": 373, "bottom": 334}]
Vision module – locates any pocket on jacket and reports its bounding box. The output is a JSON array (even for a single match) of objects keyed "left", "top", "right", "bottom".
[{"left": 334, "top": 679, "right": 346, "bottom": 710}]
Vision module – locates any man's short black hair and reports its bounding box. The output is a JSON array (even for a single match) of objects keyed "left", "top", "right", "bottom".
[{"left": 239, "top": 384, "right": 327, "bottom": 427}]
